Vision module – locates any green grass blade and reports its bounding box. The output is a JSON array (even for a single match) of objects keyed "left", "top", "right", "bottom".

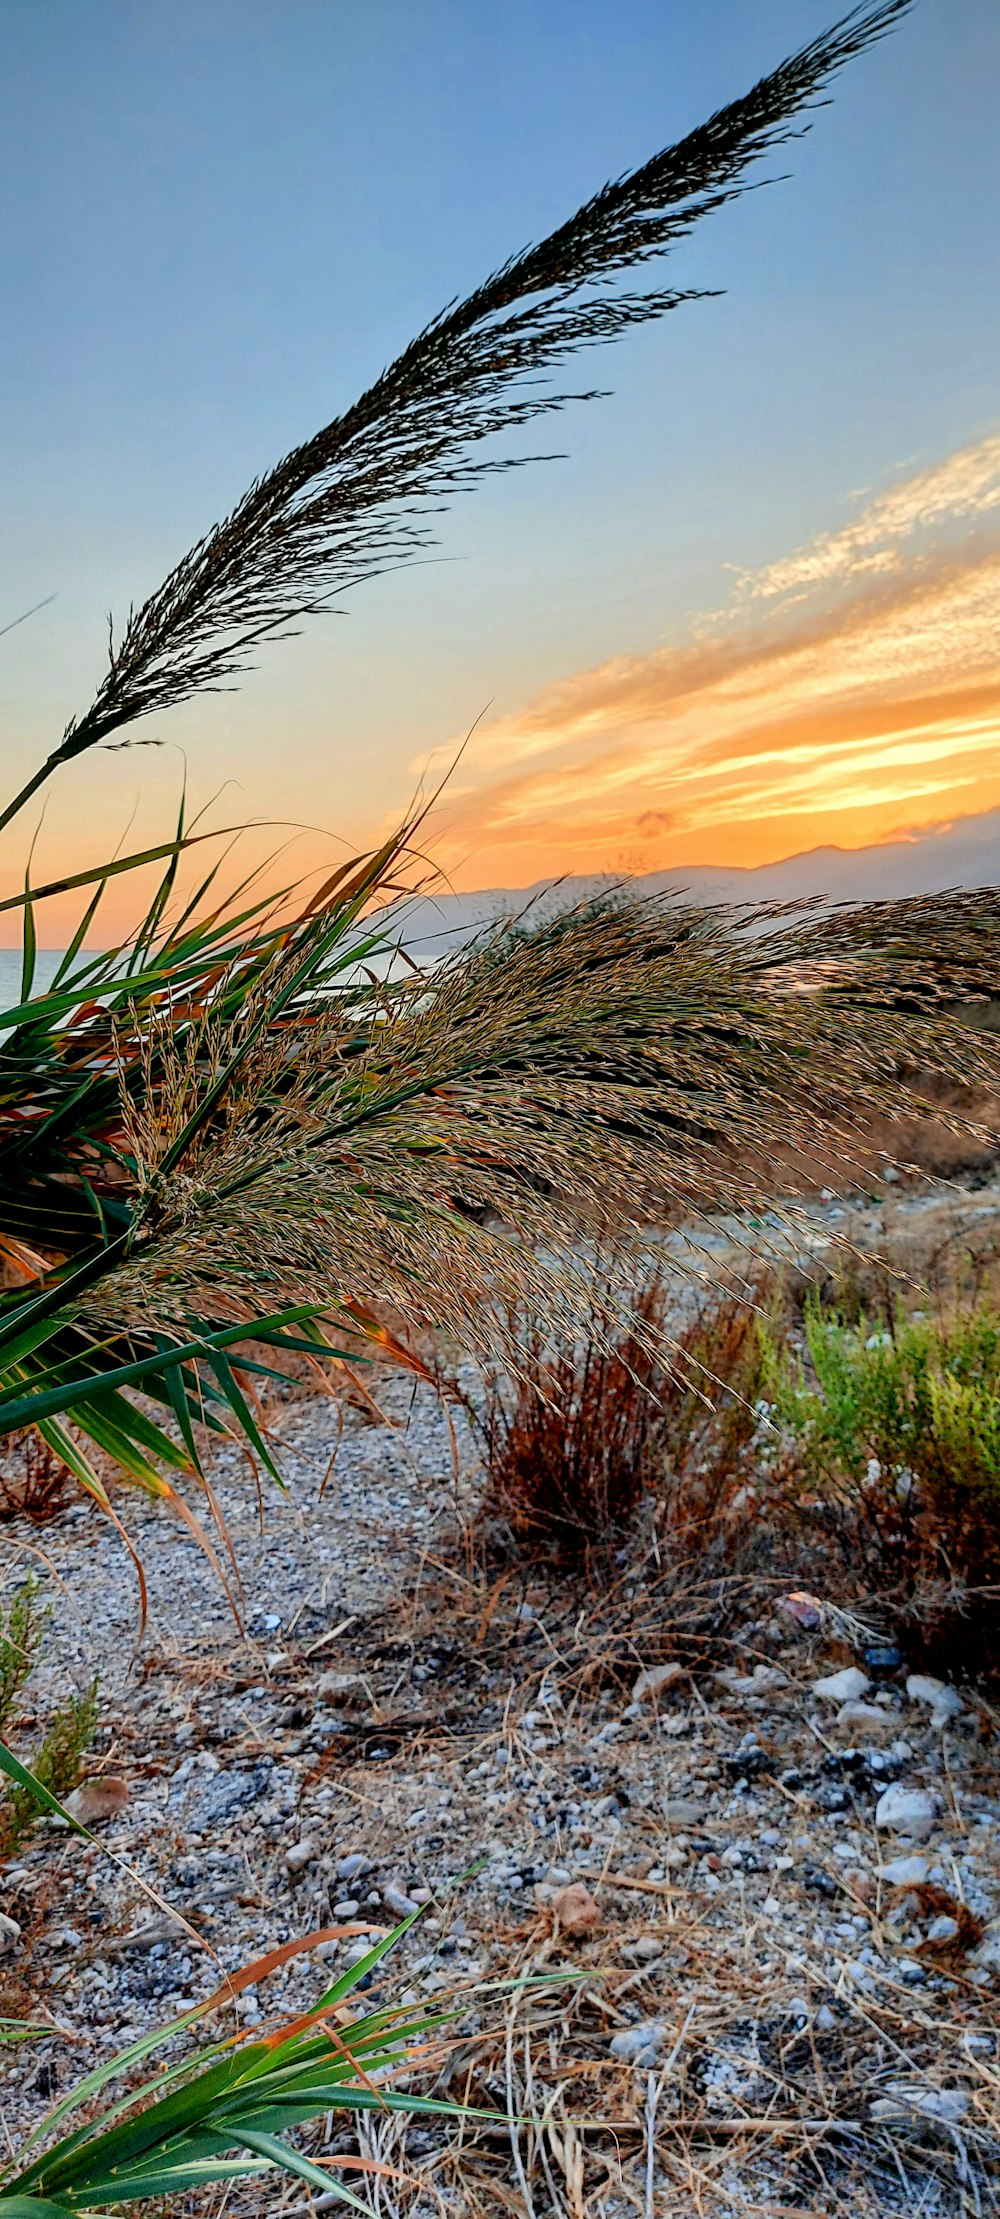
[
  {"left": 237, "top": 2131, "right": 371, "bottom": 2212},
  {"left": 0, "top": 1737, "right": 90, "bottom": 1832},
  {"left": 50, "top": 880, "right": 110, "bottom": 990},
  {"left": 207, "top": 1351, "right": 281, "bottom": 1482},
  {"left": 19, "top": 869, "right": 36, "bottom": 1008}
]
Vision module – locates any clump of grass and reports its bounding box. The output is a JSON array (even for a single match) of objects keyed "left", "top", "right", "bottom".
[
  {"left": 0, "top": 1578, "right": 98, "bottom": 1860},
  {"left": 474, "top": 1271, "right": 673, "bottom": 1566}
]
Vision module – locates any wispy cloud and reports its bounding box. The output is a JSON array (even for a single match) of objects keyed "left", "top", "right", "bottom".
[
  {"left": 425, "top": 430, "right": 1000, "bottom": 885},
  {"left": 742, "top": 432, "right": 1000, "bottom": 599}
]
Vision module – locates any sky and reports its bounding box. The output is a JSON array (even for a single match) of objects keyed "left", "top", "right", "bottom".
[{"left": 1, "top": 0, "right": 999, "bottom": 940}]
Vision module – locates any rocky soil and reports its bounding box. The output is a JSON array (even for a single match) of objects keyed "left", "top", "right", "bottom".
[{"left": 2, "top": 1182, "right": 1000, "bottom": 2216}]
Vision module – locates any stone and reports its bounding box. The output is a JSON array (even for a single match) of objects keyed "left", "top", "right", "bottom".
[
  {"left": 620, "top": 1935, "right": 663, "bottom": 1963},
  {"left": 47, "top": 1926, "right": 82, "bottom": 1950},
  {"left": 317, "top": 1671, "right": 366, "bottom": 1703},
  {"left": 610, "top": 2020, "right": 667, "bottom": 2065},
  {"left": 834, "top": 1701, "right": 895, "bottom": 1736},
  {"left": 925, "top": 1914, "right": 959, "bottom": 1943},
  {"left": 552, "top": 1882, "right": 601, "bottom": 1937},
  {"left": 906, "top": 1674, "right": 963, "bottom": 1725},
  {"left": 881, "top": 1854, "right": 928, "bottom": 1887},
  {"left": 285, "top": 1838, "right": 317, "bottom": 1875},
  {"left": 332, "top": 1898, "right": 360, "bottom": 1919},
  {"left": 777, "top": 1591, "right": 823, "bottom": 1630},
  {"left": 383, "top": 1884, "right": 420, "bottom": 1918},
  {"left": 871, "top": 2084, "right": 968, "bottom": 2125},
  {"left": 716, "top": 1664, "right": 787, "bottom": 1697},
  {"left": 661, "top": 1798, "right": 705, "bottom": 1827},
  {"left": 970, "top": 1922, "right": 1000, "bottom": 1972},
  {"left": 631, "top": 1662, "right": 684, "bottom": 1703},
  {"left": 0, "top": 1912, "right": 22, "bottom": 1955},
  {"left": 188, "top": 1764, "right": 272, "bottom": 1833},
  {"left": 342, "top": 1938, "right": 374, "bottom": 1969},
  {"left": 813, "top": 1667, "right": 869, "bottom": 1704},
  {"left": 335, "top": 1852, "right": 369, "bottom": 1881},
  {"left": 64, "top": 1776, "right": 130, "bottom": 1824},
  {"left": 875, "top": 1785, "right": 938, "bottom": 1842}
]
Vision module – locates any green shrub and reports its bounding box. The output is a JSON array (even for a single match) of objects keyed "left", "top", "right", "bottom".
[
  {"left": 0, "top": 1580, "right": 98, "bottom": 1860},
  {"left": 765, "top": 1296, "right": 1000, "bottom": 1518}
]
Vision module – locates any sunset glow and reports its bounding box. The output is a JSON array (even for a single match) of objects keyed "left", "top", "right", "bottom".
[{"left": 422, "top": 431, "right": 1000, "bottom": 884}]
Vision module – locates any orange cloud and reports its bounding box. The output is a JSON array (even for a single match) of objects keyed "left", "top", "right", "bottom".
[{"left": 421, "top": 431, "right": 1000, "bottom": 886}]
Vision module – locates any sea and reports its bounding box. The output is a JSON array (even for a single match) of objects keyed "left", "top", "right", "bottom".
[{"left": 0, "top": 950, "right": 75, "bottom": 1014}]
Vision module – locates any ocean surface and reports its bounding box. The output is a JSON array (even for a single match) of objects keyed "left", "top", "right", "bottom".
[{"left": 0, "top": 950, "right": 75, "bottom": 1012}]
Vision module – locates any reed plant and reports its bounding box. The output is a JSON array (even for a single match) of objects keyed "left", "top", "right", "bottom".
[{"left": 4, "top": 0, "right": 994, "bottom": 1576}]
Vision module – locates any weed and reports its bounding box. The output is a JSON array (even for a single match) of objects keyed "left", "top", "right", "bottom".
[
  {"left": 0, "top": 1432, "right": 74, "bottom": 1525},
  {"left": 0, "top": 1579, "right": 98, "bottom": 1860}
]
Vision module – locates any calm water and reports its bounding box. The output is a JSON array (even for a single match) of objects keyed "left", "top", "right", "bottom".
[{"left": 0, "top": 950, "right": 74, "bottom": 1013}]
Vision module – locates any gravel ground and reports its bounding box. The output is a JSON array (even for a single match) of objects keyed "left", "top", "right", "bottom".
[{"left": 3, "top": 1187, "right": 1000, "bottom": 2216}]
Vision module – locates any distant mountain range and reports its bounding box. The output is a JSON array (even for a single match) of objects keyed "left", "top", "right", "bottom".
[{"left": 399, "top": 808, "right": 1000, "bottom": 958}]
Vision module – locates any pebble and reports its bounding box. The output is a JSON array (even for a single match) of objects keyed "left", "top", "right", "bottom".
[
  {"left": 871, "top": 2084, "right": 968, "bottom": 2125},
  {"left": 875, "top": 1785, "right": 938, "bottom": 1842},
  {"left": 777, "top": 1591, "right": 822, "bottom": 1630},
  {"left": 383, "top": 1884, "right": 421, "bottom": 1918},
  {"left": 317, "top": 1671, "right": 365, "bottom": 1702},
  {"left": 552, "top": 1882, "right": 601, "bottom": 1937},
  {"left": 813, "top": 1667, "right": 869, "bottom": 1704},
  {"left": 970, "top": 1923, "right": 1000, "bottom": 1971},
  {"left": 906, "top": 1673, "right": 963, "bottom": 1726},
  {"left": 332, "top": 1898, "right": 360, "bottom": 1919},
  {"left": 631, "top": 1662, "right": 684, "bottom": 1703},
  {"left": 342, "top": 1938, "right": 374, "bottom": 1968},
  {"left": 0, "top": 1913, "right": 22, "bottom": 1954},
  {"left": 881, "top": 1854, "right": 928, "bottom": 1886},
  {"left": 335, "top": 1852, "right": 369, "bottom": 1881},
  {"left": 620, "top": 1935, "right": 663, "bottom": 1963},
  {"left": 716, "top": 1664, "right": 787, "bottom": 1697},
  {"left": 834, "top": 1700, "right": 894, "bottom": 1736},
  {"left": 610, "top": 2021, "right": 667, "bottom": 2065},
  {"left": 926, "top": 1914, "right": 959, "bottom": 1943},
  {"left": 64, "top": 1777, "right": 130, "bottom": 1824},
  {"left": 285, "top": 1839, "right": 317, "bottom": 1875},
  {"left": 188, "top": 1764, "right": 272, "bottom": 1833}
]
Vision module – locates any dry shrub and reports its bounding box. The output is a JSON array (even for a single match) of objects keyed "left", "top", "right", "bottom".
[
  {"left": 0, "top": 1431, "right": 74, "bottom": 1525},
  {"left": 475, "top": 1275, "right": 673, "bottom": 1566}
]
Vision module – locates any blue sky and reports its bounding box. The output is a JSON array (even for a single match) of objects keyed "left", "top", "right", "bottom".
[{"left": 2, "top": 0, "right": 998, "bottom": 928}]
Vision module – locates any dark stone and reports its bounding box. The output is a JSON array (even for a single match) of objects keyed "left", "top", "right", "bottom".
[{"left": 188, "top": 1761, "right": 273, "bottom": 1833}]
